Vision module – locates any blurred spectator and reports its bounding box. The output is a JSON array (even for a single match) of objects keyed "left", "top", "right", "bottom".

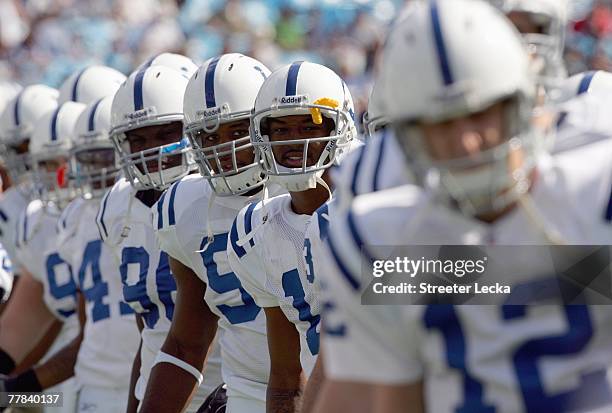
[{"left": 2, "top": 0, "right": 608, "bottom": 133}]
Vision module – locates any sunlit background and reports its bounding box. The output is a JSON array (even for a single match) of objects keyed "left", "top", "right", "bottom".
[{"left": 0, "top": 0, "right": 611, "bottom": 124}]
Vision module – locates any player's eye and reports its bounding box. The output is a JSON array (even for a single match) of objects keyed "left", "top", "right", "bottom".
[
  {"left": 232, "top": 129, "right": 248, "bottom": 138},
  {"left": 273, "top": 127, "right": 288, "bottom": 134},
  {"left": 205, "top": 134, "right": 219, "bottom": 143}
]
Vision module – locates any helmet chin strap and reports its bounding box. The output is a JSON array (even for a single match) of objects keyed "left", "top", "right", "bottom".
[
  {"left": 517, "top": 193, "right": 567, "bottom": 246},
  {"left": 315, "top": 174, "right": 333, "bottom": 205},
  {"left": 269, "top": 169, "right": 323, "bottom": 192},
  {"left": 196, "top": 191, "right": 218, "bottom": 253}
]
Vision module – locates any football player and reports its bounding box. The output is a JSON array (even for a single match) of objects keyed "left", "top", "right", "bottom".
[
  {"left": 0, "top": 101, "right": 86, "bottom": 412},
  {"left": 52, "top": 96, "right": 140, "bottom": 412},
  {"left": 331, "top": 0, "right": 572, "bottom": 218},
  {"left": 58, "top": 65, "right": 127, "bottom": 105},
  {"left": 227, "top": 61, "right": 357, "bottom": 412},
  {"left": 0, "top": 85, "right": 59, "bottom": 291},
  {"left": 490, "top": 0, "right": 568, "bottom": 93},
  {"left": 143, "top": 53, "right": 274, "bottom": 413},
  {"left": 99, "top": 62, "right": 222, "bottom": 413},
  {"left": 0, "top": 244, "right": 12, "bottom": 307},
  {"left": 312, "top": 1, "right": 612, "bottom": 413},
  {"left": 553, "top": 70, "right": 612, "bottom": 153}
]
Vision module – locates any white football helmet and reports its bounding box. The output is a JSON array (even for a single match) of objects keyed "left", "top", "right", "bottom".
[
  {"left": 70, "top": 96, "right": 119, "bottom": 199},
  {"left": 362, "top": 80, "right": 388, "bottom": 139},
  {"left": 381, "top": 0, "right": 537, "bottom": 216},
  {"left": 489, "top": 0, "right": 568, "bottom": 89},
  {"left": 135, "top": 52, "right": 198, "bottom": 78},
  {"left": 30, "top": 102, "right": 86, "bottom": 209},
  {"left": 251, "top": 61, "right": 357, "bottom": 192},
  {"left": 0, "top": 81, "right": 21, "bottom": 119},
  {"left": 0, "top": 85, "right": 59, "bottom": 187},
  {"left": 58, "top": 65, "right": 126, "bottom": 105},
  {"left": 184, "top": 53, "right": 270, "bottom": 196},
  {"left": 555, "top": 70, "right": 612, "bottom": 104},
  {"left": 110, "top": 65, "right": 192, "bottom": 191}
]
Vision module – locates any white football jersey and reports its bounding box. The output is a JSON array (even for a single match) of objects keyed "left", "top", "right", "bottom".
[
  {"left": 96, "top": 178, "right": 222, "bottom": 410},
  {"left": 316, "top": 140, "right": 612, "bottom": 413},
  {"left": 227, "top": 194, "right": 321, "bottom": 376},
  {"left": 0, "top": 243, "right": 12, "bottom": 302},
  {"left": 0, "top": 185, "right": 29, "bottom": 273},
  {"left": 14, "top": 200, "right": 80, "bottom": 359},
  {"left": 331, "top": 130, "right": 411, "bottom": 212},
  {"left": 153, "top": 174, "right": 268, "bottom": 402},
  {"left": 554, "top": 91, "right": 612, "bottom": 153},
  {"left": 57, "top": 197, "right": 140, "bottom": 391}
]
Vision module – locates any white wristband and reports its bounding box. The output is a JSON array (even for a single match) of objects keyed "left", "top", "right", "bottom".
[{"left": 153, "top": 351, "right": 204, "bottom": 386}]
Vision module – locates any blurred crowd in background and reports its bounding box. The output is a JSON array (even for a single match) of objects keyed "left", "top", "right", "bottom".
[{"left": 0, "top": 0, "right": 611, "bottom": 120}]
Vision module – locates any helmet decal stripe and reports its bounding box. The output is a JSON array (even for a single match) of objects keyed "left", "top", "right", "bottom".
[
  {"left": 134, "top": 59, "right": 156, "bottom": 111},
  {"left": 205, "top": 56, "right": 221, "bottom": 108},
  {"left": 286, "top": 61, "right": 303, "bottom": 96},
  {"left": 13, "top": 91, "right": 23, "bottom": 126},
  {"left": 50, "top": 106, "right": 61, "bottom": 141},
  {"left": 133, "top": 67, "right": 147, "bottom": 111},
  {"left": 72, "top": 67, "right": 89, "bottom": 102},
  {"left": 430, "top": 1, "right": 454, "bottom": 86},
  {"left": 577, "top": 71, "right": 597, "bottom": 95},
  {"left": 88, "top": 98, "right": 103, "bottom": 132}
]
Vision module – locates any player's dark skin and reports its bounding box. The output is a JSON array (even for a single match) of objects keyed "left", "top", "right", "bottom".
[
  {"left": 75, "top": 147, "right": 117, "bottom": 189},
  {"left": 194, "top": 118, "right": 254, "bottom": 173},
  {"left": 126, "top": 121, "right": 184, "bottom": 174},
  {"left": 261, "top": 114, "right": 335, "bottom": 413},
  {"left": 140, "top": 118, "right": 259, "bottom": 413},
  {"left": 122, "top": 122, "right": 191, "bottom": 413}
]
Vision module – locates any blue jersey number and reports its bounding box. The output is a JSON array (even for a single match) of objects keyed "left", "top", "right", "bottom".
[
  {"left": 425, "top": 303, "right": 608, "bottom": 413},
  {"left": 200, "top": 233, "right": 261, "bottom": 324},
  {"left": 120, "top": 247, "right": 175, "bottom": 329},
  {"left": 282, "top": 269, "right": 320, "bottom": 355},
  {"left": 78, "top": 240, "right": 133, "bottom": 323},
  {"left": 303, "top": 239, "right": 315, "bottom": 284},
  {"left": 46, "top": 253, "right": 77, "bottom": 319}
]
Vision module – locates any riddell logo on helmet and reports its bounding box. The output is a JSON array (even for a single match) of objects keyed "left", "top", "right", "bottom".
[
  {"left": 198, "top": 107, "right": 222, "bottom": 118},
  {"left": 279, "top": 95, "right": 307, "bottom": 105},
  {"left": 124, "top": 107, "right": 156, "bottom": 121}
]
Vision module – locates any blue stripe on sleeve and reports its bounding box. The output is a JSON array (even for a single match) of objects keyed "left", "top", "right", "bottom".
[
  {"left": 243, "top": 202, "right": 257, "bottom": 248},
  {"left": 327, "top": 231, "right": 360, "bottom": 291},
  {"left": 167, "top": 181, "right": 180, "bottom": 226},
  {"left": 156, "top": 191, "right": 167, "bottom": 230},
  {"left": 372, "top": 131, "right": 387, "bottom": 192},
  {"left": 230, "top": 217, "right": 247, "bottom": 258},
  {"left": 577, "top": 71, "right": 597, "bottom": 95}
]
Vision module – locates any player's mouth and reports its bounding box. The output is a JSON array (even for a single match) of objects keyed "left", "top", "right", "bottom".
[{"left": 280, "top": 149, "right": 311, "bottom": 168}]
